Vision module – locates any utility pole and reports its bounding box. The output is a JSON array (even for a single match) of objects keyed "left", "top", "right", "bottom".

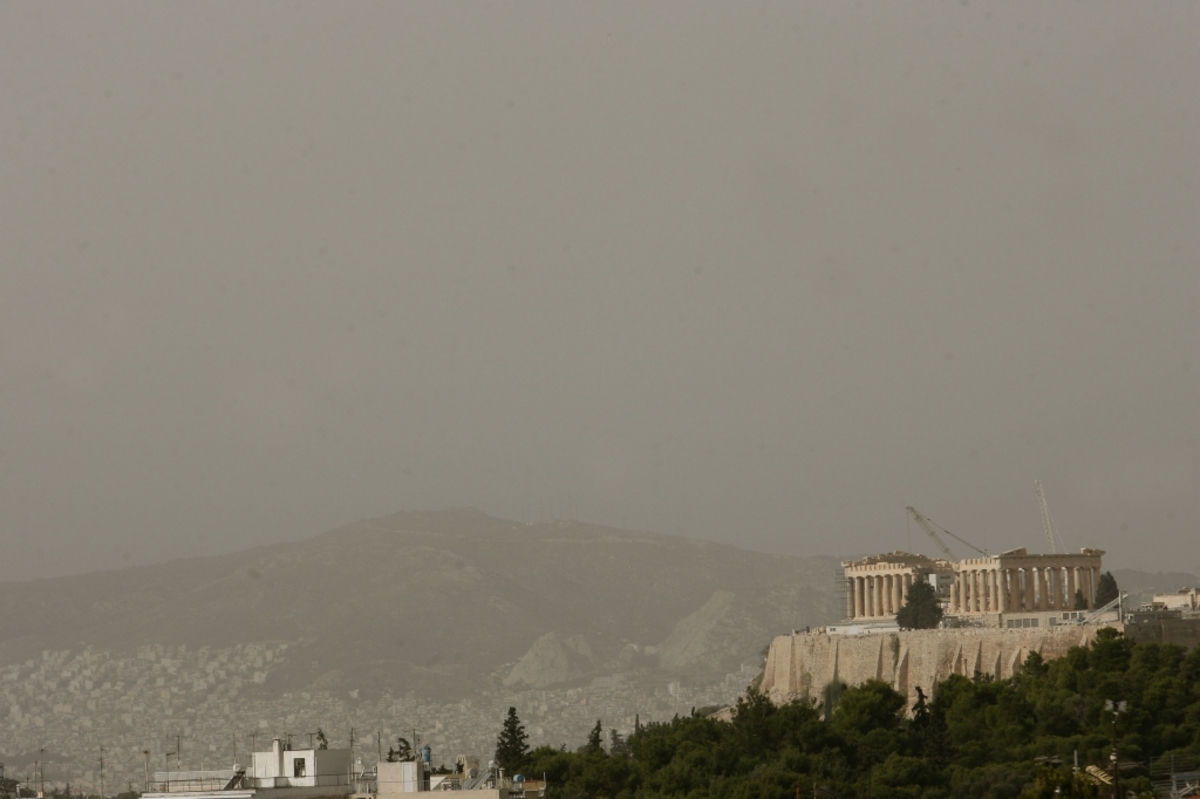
[
  {"left": 141, "top": 751, "right": 150, "bottom": 794},
  {"left": 38, "top": 748, "right": 44, "bottom": 799},
  {"left": 1106, "top": 700, "right": 1126, "bottom": 799},
  {"left": 99, "top": 746, "right": 104, "bottom": 799}
]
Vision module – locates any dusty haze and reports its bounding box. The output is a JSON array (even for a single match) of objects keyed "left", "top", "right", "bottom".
[{"left": 1, "top": 2, "right": 1196, "bottom": 581}]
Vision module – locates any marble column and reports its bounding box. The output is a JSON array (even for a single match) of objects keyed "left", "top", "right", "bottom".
[{"left": 1067, "top": 567, "right": 1078, "bottom": 610}]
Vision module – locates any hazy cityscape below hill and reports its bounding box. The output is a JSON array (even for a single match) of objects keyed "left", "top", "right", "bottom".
[
  {"left": 1, "top": 510, "right": 1192, "bottom": 791},
  {"left": 0, "top": 510, "right": 846, "bottom": 790}
]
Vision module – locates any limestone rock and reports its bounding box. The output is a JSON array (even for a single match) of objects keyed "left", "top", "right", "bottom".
[
  {"left": 503, "top": 632, "right": 595, "bottom": 688},
  {"left": 657, "top": 590, "right": 736, "bottom": 670}
]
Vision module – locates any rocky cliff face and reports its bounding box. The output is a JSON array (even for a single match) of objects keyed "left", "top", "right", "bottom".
[{"left": 760, "top": 625, "right": 1113, "bottom": 709}]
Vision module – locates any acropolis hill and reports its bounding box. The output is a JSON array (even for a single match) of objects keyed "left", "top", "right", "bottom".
[{"left": 760, "top": 545, "right": 1142, "bottom": 709}]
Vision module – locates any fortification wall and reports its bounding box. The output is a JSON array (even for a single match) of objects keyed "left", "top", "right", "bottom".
[{"left": 760, "top": 624, "right": 1116, "bottom": 708}]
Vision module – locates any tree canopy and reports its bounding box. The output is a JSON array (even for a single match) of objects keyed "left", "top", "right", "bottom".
[{"left": 513, "top": 630, "right": 1200, "bottom": 799}]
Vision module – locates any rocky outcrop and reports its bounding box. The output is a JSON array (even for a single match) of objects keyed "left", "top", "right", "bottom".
[
  {"left": 503, "top": 632, "right": 596, "bottom": 688},
  {"left": 760, "top": 625, "right": 1115, "bottom": 709},
  {"left": 657, "top": 590, "right": 736, "bottom": 670}
]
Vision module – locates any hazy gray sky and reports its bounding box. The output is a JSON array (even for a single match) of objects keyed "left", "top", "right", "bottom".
[{"left": 1, "top": 2, "right": 1196, "bottom": 581}]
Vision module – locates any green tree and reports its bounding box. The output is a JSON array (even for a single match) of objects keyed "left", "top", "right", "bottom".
[
  {"left": 896, "top": 578, "right": 944, "bottom": 629},
  {"left": 1095, "top": 571, "right": 1119, "bottom": 607},
  {"left": 1074, "top": 589, "right": 1088, "bottom": 610},
  {"left": 494, "top": 707, "right": 530, "bottom": 774}
]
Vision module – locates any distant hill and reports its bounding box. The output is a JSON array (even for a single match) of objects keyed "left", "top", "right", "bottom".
[{"left": 0, "top": 509, "right": 844, "bottom": 698}]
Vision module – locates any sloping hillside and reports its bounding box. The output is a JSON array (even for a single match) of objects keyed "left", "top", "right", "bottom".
[{"left": 0, "top": 509, "right": 843, "bottom": 697}]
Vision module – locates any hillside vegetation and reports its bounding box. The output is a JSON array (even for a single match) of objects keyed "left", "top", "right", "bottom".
[{"left": 526, "top": 629, "right": 1200, "bottom": 799}]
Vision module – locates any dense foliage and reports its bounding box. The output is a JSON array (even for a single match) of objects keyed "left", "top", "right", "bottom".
[{"left": 524, "top": 630, "right": 1200, "bottom": 799}]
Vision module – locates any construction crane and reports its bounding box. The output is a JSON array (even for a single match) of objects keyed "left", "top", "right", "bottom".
[
  {"left": 906, "top": 506, "right": 988, "bottom": 560},
  {"left": 1034, "top": 480, "right": 1064, "bottom": 554}
]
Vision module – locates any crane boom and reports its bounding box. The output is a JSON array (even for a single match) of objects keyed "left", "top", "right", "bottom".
[
  {"left": 1034, "top": 480, "right": 1056, "bottom": 554},
  {"left": 906, "top": 506, "right": 989, "bottom": 560},
  {"left": 907, "top": 506, "right": 955, "bottom": 559}
]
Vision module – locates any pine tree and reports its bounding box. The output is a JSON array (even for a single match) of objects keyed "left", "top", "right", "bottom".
[
  {"left": 896, "top": 579, "right": 943, "bottom": 629},
  {"left": 494, "top": 707, "right": 530, "bottom": 774},
  {"left": 387, "top": 737, "right": 413, "bottom": 762},
  {"left": 584, "top": 720, "right": 603, "bottom": 754}
]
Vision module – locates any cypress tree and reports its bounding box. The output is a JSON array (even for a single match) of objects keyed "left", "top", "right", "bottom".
[
  {"left": 896, "top": 579, "right": 944, "bottom": 629},
  {"left": 1095, "top": 571, "right": 1119, "bottom": 607}
]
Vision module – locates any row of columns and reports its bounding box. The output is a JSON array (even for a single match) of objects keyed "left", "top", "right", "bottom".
[
  {"left": 949, "top": 565, "right": 1099, "bottom": 614},
  {"left": 846, "top": 573, "right": 916, "bottom": 619},
  {"left": 845, "top": 565, "right": 1102, "bottom": 620}
]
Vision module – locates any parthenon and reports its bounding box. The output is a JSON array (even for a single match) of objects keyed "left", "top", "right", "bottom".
[
  {"left": 842, "top": 547, "right": 1106, "bottom": 622},
  {"left": 947, "top": 547, "right": 1105, "bottom": 615}
]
